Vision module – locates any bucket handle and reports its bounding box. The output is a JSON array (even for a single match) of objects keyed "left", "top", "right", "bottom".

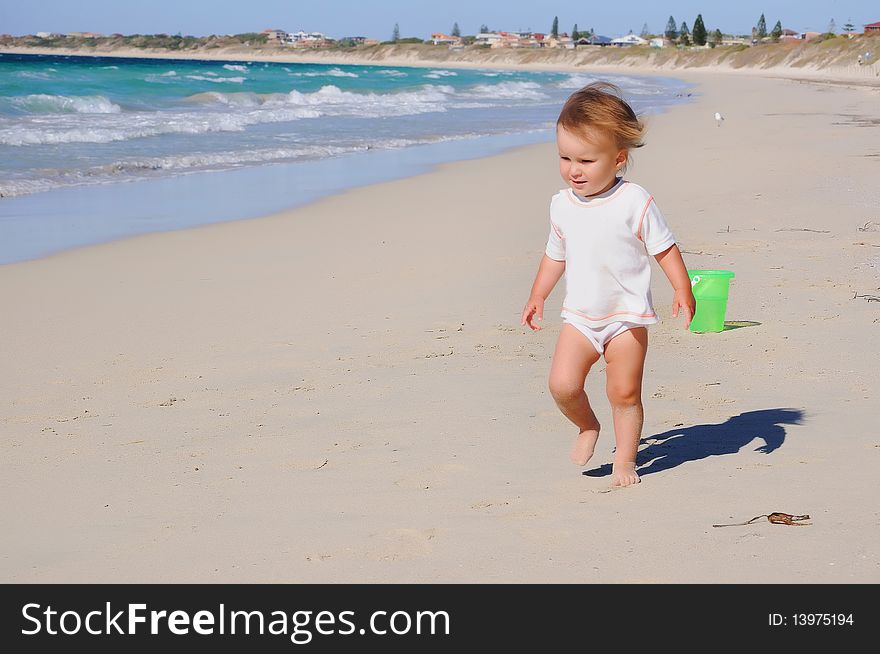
[{"left": 690, "top": 275, "right": 701, "bottom": 287}]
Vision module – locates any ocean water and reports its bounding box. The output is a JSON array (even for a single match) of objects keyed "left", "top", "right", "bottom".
[{"left": 0, "top": 53, "right": 692, "bottom": 263}]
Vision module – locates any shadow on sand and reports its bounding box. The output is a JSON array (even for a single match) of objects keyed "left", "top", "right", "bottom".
[
  {"left": 583, "top": 408, "right": 804, "bottom": 479},
  {"left": 723, "top": 320, "right": 762, "bottom": 331}
]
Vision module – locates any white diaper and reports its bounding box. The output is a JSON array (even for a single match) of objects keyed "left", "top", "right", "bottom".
[{"left": 563, "top": 319, "right": 641, "bottom": 355}]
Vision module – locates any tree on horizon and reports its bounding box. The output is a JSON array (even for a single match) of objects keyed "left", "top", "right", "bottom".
[
  {"left": 392, "top": 23, "right": 400, "bottom": 42},
  {"left": 827, "top": 18, "right": 837, "bottom": 34},
  {"left": 665, "top": 16, "right": 678, "bottom": 40},
  {"left": 572, "top": 24, "right": 580, "bottom": 42},
  {"left": 640, "top": 23, "right": 650, "bottom": 38},
  {"left": 692, "top": 15, "right": 707, "bottom": 46},
  {"left": 480, "top": 24, "right": 489, "bottom": 34},
  {"left": 679, "top": 21, "right": 690, "bottom": 45},
  {"left": 551, "top": 16, "right": 559, "bottom": 39},
  {"left": 843, "top": 19, "right": 855, "bottom": 34},
  {"left": 771, "top": 20, "right": 783, "bottom": 40},
  {"left": 756, "top": 14, "right": 767, "bottom": 38},
  {"left": 710, "top": 28, "right": 723, "bottom": 48},
  {"left": 452, "top": 22, "right": 461, "bottom": 37}
]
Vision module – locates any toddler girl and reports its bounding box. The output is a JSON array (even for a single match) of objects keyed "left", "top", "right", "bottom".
[{"left": 521, "top": 82, "right": 695, "bottom": 488}]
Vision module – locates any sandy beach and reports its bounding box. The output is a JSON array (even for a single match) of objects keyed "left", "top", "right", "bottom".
[{"left": 2, "top": 68, "right": 879, "bottom": 583}]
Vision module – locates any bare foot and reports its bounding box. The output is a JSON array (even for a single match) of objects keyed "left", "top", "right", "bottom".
[
  {"left": 610, "top": 461, "right": 640, "bottom": 488},
  {"left": 570, "top": 426, "right": 600, "bottom": 466}
]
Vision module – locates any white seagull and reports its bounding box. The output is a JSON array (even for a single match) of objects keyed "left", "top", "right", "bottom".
[{"left": 714, "top": 111, "right": 724, "bottom": 127}]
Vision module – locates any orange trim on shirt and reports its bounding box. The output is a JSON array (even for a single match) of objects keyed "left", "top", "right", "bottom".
[
  {"left": 562, "top": 306, "right": 657, "bottom": 321},
  {"left": 636, "top": 195, "right": 653, "bottom": 242},
  {"left": 550, "top": 221, "right": 564, "bottom": 239}
]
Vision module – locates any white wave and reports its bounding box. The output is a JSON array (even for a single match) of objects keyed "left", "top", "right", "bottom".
[
  {"left": 103, "top": 144, "right": 363, "bottom": 173},
  {"left": 425, "top": 69, "right": 457, "bottom": 77},
  {"left": 101, "top": 65, "right": 119, "bottom": 70},
  {"left": 0, "top": 145, "right": 365, "bottom": 197},
  {"left": 0, "top": 102, "right": 323, "bottom": 145},
  {"left": 186, "top": 91, "right": 264, "bottom": 107},
  {"left": 1, "top": 84, "right": 457, "bottom": 146},
  {"left": 145, "top": 70, "right": 180, "bottom": 83},
  {"left": 0, "top": 125, "right": 550, "bottom": 199},
  {"left": 189, "top": 83, "right": 455, "bottom": 116},
  {"left": 448, "top": 101, "right": 497, "bottom": 109},
  {"left": 557, "top": 73, "right": 668, "bottom": 95},
  {"left": 0, "top": 177, "right": 63, "bottom": 197},
  {"left": 556, "top": 74, "right": 600, "bottom": 89},
  {"left": 8, "top": 94, "right": 121, "bottom": 114},
  {"left": 15, "top": 71, "right": 52, "bottom": 80},
  {"left": 293, "top": 67, "right": 359, "bottom": 78},
  {"left": 186, "top": 75, "right": 246, "bottom": 84},
  {"left": 0, "top": 134, "right": 492, "bottom": 198},
  {"left": 326, "top": 67, "right": 358, "bottom": 78},
  {"left": 463, "top": 81, "right": 548, "bottom": 101},
  {"left": 223, "top": 64, "right": 248, "bottom": 72},
  {"left": 281, "top": 84, "right": 453, "bottom": 117},
  {"left": 376, "top": 69, "right": 407, "bottom": 77}
]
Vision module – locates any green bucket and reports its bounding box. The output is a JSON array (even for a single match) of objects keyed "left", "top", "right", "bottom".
[{"left": 688, "top": 269, "right": 735, "bottom": 333}]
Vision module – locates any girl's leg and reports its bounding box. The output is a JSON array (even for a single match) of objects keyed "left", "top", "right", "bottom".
[
  {"left": 603, "top": 326, "right": 648, "bottom": 487},
  {"left": 548, "top": 324, "right": 602, "bottom": 465}
]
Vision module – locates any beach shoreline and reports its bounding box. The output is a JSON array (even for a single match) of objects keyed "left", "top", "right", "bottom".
[
  {"left": 3, "top": 41, "right": 880, "bottom": 87},
  {"left": 0, "top": 55, "right": 691, "bottom": 265},
  {"left": 2, "top": 66, "right": 879, "bottom": 582}
]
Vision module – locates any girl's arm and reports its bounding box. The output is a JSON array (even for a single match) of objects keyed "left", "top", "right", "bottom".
[
  {"left": 521, "top": 255, "right": 565, "bottom": 330},
  {"left": 655, "top": 245, "right": 696, "bottom": 329}
]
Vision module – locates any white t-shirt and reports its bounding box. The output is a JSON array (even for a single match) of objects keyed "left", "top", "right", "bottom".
[{"left": 545, "top": 178, "right": 676, "bottom": 327}]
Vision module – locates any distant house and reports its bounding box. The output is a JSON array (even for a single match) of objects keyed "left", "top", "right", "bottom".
[
  {"left": 501, "top": 32, "right": 531, "bottom": 48},
  {"left": 800, "top": 31, "right": 822, "bottom": 40},
  {"left": 865, "top": 22, "right": 880, "bottom": 33},
  {"left": 285, "top": 31, "right": 330, "bottom": 47},
  {"left": 66, "top": 32, "right": 103, "bottom": 38},
  {"left": 779, "top": 28, "right": 800, "bottom": 42},
  {"left": 544, "top": 33, "right": 573, "bottom": 48},
  {"left": 261, "top": 29, "right": 287, "bottom": 42},
  {"left": 473, "top": 30, "right": 546, "bottom": 48},
  {"left": 474, "top": 32, "right": 503, "bottom": 47},
  {"left": 578, "top": 34, "right": 612, "bottom": 46},
  {"left": 341, "top": 36, "right": 377, "bottom": 46},
  {"left": 612, "top": 33, "right": 648, "bottom": 47},
  {"left": 430, "top": 32, "right": 461, "bottom": 46},
  {"left": 649, "top": 37, "right": 669, "bottom": 48}
]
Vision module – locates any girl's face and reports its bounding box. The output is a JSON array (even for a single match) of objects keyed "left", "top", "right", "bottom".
[{"left": 557, "top": 125, "right": 628, "bottom": 198}]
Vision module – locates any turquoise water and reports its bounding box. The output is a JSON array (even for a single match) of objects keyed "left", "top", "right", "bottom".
[{"left": 0, "top": 53, "right": 691, "bottom": 263}]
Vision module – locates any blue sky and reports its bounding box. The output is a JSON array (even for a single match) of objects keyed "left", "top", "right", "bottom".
[{"left": 2, "top": 1, "right": 876, "bottom": 39}]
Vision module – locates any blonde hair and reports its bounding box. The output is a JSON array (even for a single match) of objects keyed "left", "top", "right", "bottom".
[{"left": 557, "top": 82, "right": 645, "bottom": 164}]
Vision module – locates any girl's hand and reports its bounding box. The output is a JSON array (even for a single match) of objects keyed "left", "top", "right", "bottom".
[
  {"left": 521, "top": 296, "right": 545, "bottom": 330},
  {"left": 672, "top": 288, "right": 696, "bottom": 329}
]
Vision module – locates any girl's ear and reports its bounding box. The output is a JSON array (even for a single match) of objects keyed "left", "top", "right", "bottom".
[{"left": 616, "top": 151, "right": 628, "bottom": 170}]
